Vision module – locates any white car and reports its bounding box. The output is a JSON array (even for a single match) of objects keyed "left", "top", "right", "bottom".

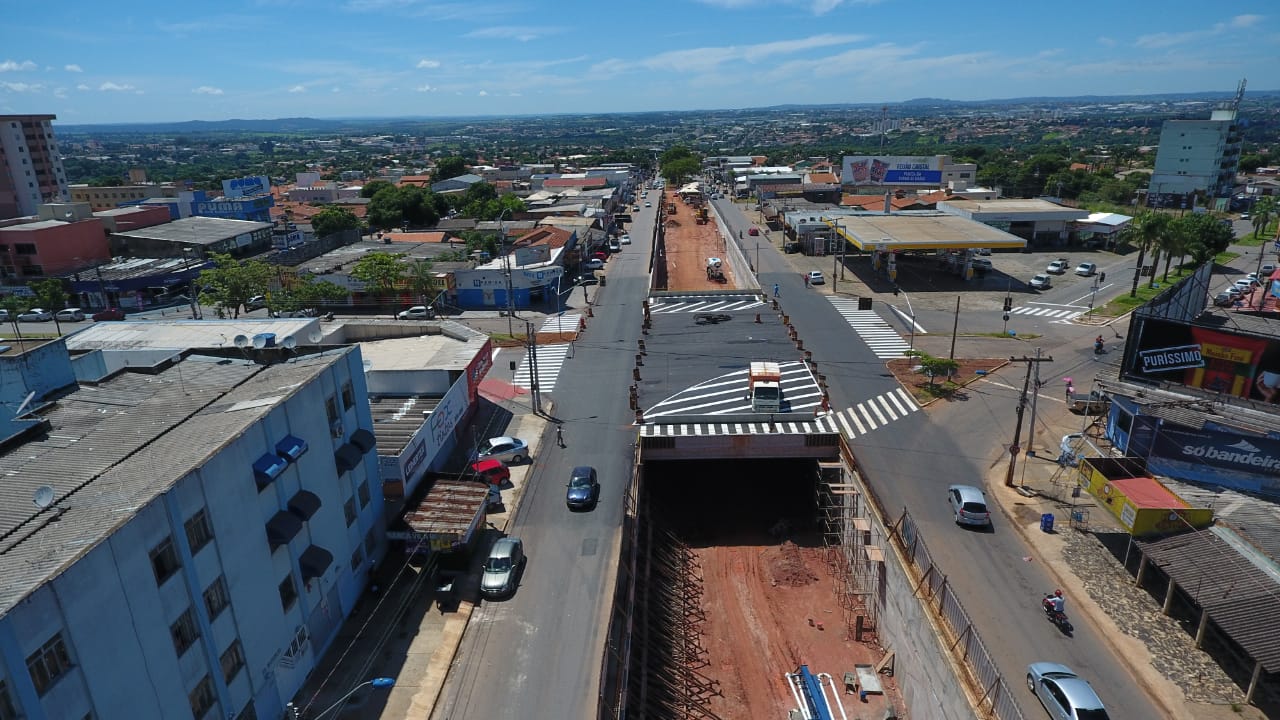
[
  {"left": 474, "top": 436, "right": 529, "bottom": 464},
  {"left": 1260, "top": 263, "right": 1277, "bottom": 277},
  {"left": 620, "top": 234, "right": 632, "bottom": 245},
  {"left": 583, "top": 259, "right": 605, "bottom": 270},
  {"left": 1074, "top": 263, "right": 1097, "bottom": 277},
  {"left": 806, "top": 271, "right": 825, "bottom": 285},
  {"left": 1030, "top": 274, "right": 1052, "bottom": 290},
  {"left": 55, "top": 308, "right": 86, "bottom": 322},
  {"left": 397, "top": 306, "right": 433, "bottom": 320},
  {"left": 947, "top": 485, "right": 991, "bottom": 527},
  {"left": 17, "top": 308, "right": 54, "bottom": 322},
  {"left": 1045, "top": 259, "right": 1069, "bottom": 275}
]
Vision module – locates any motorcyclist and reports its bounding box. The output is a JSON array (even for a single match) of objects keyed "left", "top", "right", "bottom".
[
  {"left": 1043, "top": 589, "right": 1066, "bottom": 615},
  {"left": 1093, "top": 335, "right": 1104, "bottom": 353}
]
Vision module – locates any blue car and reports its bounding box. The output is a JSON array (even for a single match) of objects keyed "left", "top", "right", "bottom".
[{"left": 565, "top": 466, "right": 599, "bottom": 510}]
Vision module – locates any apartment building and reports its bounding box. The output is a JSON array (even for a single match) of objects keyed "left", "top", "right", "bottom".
[
  {"left": 1148, "top": 107, "right": 1243, "bottom": 207},
  {"left": 0, "top": 115, "right": 69, "bottom": 220}
]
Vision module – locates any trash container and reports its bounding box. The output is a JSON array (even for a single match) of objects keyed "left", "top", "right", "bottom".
[{"left": 1040, "top": 513, "right": 1055, "bottom": 533}]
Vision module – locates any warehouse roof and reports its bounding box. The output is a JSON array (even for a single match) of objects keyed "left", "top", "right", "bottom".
[{"left": 112, "top": 216, "right": 272, "bottom": 245}]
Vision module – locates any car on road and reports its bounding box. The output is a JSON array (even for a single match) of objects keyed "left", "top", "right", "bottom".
[
  {"left": 245, "top": 295, "right": 267, "bottom": 311},
  {"left": 583, "top": 259, "right": 605, "bottom": 270},
  {"left": 17, "top": 308, "right": 53, "bottom": 322},
  {"left": 1030, "top": 274, "right": 1052, "bottom": 290},
  {"left": 608, "top": 238, "right": 621, "bottom": 252},
  {"left": 1234, "top": 278, "right": 1259, "bottom": 293},
  {"left": 397, "top": 305, "right": 433, "bottom": 320},
  {"left": 806, "top": 271, "right": 825, "bottom": 285},
  {"left": 1261, "top": 263, "right": 1277, "bottom": 277},
  {"left": 947, "top": 484, "right": 991, "bottom": 527},
  {"left": 54, "top": 308, "right": 86, "bottom": 322},
  {"left": 1074, "top": 262, "right": 1097, "bottom": 277},
  {"left": 644, "top": 201, "right": 651, "bottom": 207},
  {"left": 1026, "top": 662, "right": 1110, "bottom": 720},
  {"left": 566, "top": 466, "right": 600, "bottom": 510},
  {"left": 748, "top": 227, "right": 760, "bottom": 236},
  {"left": 92, "top": 307, "right": 126, "bottom": 321},
  {"left": 480, "top": 537, "right": 525, "bottom": 599},
  {"left": 1046, "top": 259, "right": 1069, "bottom": 274},
  {"left": 1241, "top": 212, "right": 1250, "bottom": 220},
  {"left": 1213, "top": 291, "right": 1238, "bottom": 307},
  {"left": 632, "top": 205, "right": 639, "bottom": 212},
  {"left": 474, "top": 436, "right": 529, "bottom": 464},
  {"left": 620, "top": 234, "right": 631, "bottom": 245}
]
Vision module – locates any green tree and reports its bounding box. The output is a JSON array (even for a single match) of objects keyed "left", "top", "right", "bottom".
[
  {"left": 659, "top": 146, "right": 695, "bottom": 166},
  {"left": 406, "top": 259, "right": 437, "bottom": 303},
  {"left": 661, "top": 157, "right": 700, "bottom": 186},
  {"left": 1251, "top": 196, "right": 1275, "bottom": 240},
  {"left": 367, "top": 185, "right": 441, "bottom": 230},
  {"left": 311, "top": 207, "right": 359, "bottom": 238},
  {"left": 196, "top": 253, "right": 275, "bottom": 318},
  {"left": 273, "top": 279, "right": 349, "bottom": 315},
  {"left": 30, "top": 278, "right": 70, "bottom": 335},
  {"left": 349, "top": 252, "right": 407, "bottom": 299},
  {"left": 1, "top": 294, "right": 28, "bottom": 344},
  {"left": 360, "top": 179, "right": 393, "bottom": 199},
  {"left": 1119, "top": 212, "right": 1169, "bottom": 297},
  {"left": 1177, "top": 212, "right": 1235, "bottom": 268},
  {"left": 904, "top": 350, "right": 960, "bottom": 388},
  {"left": 433, "top": 157, "right": 468, "bottom": 181}
]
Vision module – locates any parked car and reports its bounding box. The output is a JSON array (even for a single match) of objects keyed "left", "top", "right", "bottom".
[
  {"left": 397, "top": 305, "right": 434, "bottom": 320},
  {"left": 1233, "top": 278, "right": 1259, "bottom": 293},
  {"left": 1241, "top": 212, "right": 1250, "bottom": 220},
  {"left": 470, "top": 459, "right": 510, "bottom": 486},
  {"left": 54, "top": 308, "right": 85, "bottom": 322},
  {"left": 1026, "top": 662, "right": 1110, "bottom": 720},
  {"left": 608, "top": 239, "right": 622, "bottom": 252},
  {"left": 947, "top": 485, "right": 991, "bottom": 527},
  {"left": 632, "top": 205, "right": 639, "bottom": 212},
  {"left": 1261, "top": 263, "right": 1277, "bottom": 277},
  {"left": 1030, "top": 274, "right": 1052, "bottom": 290},
  {"left": 1213, "top": 291, "right": 1237, "bottom": 307},
  {"left": 1074, "top": 262, "right": 1097, "bottom": 277},
  {"left": 92, "top": 307, "right": 126, "bottom": 321},
  {"left": 566, "top": 466, "right": 600, "bottom": 510},
  {"left": 976, "top": 247, "right": 992, "bottom": 255},
  {"left": 748, "top": 227, "right": 760, "bottom": 236},
  {"left": 272, "top": 308, "right": 317, "bottom": 318},
  {"left": 806, "top": 271, "right": 825, "bottom": 285},
  {"left": 245, "top": 295, "right": 267, "bottom": 311},
  {"left": 17, "top": 308, "right": 53, "bottom": 322},
  {"left": 971, "top": 258, "right": 993, "bottom": 271},
  {"left": 0, "top": 309, "right": 8, "bottom": 321},
  {"left": 620, "top": 234, "right": 632, "bottom": 245},
  {"left": 474, "top": 436, "right": 529, "bottom": 464},
  {"left": 583, "top": 259, "right": 605, "bottom": 270},
  {"left": 480, "top": 537, "right": 525, "bottom": 599},
  {"left": 1045, "top": 259, "right": 1069, "bottom": 274}
]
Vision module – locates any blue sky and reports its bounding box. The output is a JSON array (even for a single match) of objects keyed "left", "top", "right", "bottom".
[{"left": 1, "top": 1, "right": 1277, "bottom": 125}]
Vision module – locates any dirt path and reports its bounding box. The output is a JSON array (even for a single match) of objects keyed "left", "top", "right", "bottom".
[
  {"left": 661, "top": 190, "right": 743, "bottom": 292},
  {"left": 693, "top": 536, "right": 903, "bottom": 719}
]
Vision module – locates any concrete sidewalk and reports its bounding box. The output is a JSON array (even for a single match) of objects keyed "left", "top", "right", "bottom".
[{"left": 290, "top": 398, "right": 549, "bottom": 720}]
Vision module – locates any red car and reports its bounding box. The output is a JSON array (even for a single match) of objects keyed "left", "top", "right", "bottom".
[
  {"left": 92, "top": 308, "right": 126, "bottom": 321},
  {"left": 469, "top": 459, "right": 510, "bottom": 486}
]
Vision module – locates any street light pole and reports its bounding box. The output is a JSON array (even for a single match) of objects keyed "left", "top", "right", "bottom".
[
  {"left": 899, "top": 287, "right": 917, "bottom": 353},
  {"left": 294, "top": 677, "right": 395, "bottom": 720},
  {"left": 495, "top": 209, "right": 514, "bottom": 337}
]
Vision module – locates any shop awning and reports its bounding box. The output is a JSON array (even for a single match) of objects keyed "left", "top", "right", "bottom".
[
  {"left": 299, "top": 545, "right": 334, "bottom": 581},
  {"left": 275, "top": 434, "right": 309, "bottom": 462},
  {"left": 253, "top": 453, "right": 287, "bottom": 489},
  {"left": 350, "top": 428, "right": 376, "bottom": 454},
  {"left": 266, "top": 511, "right": 303, "bottom": 550},
  {"left": 287, "top": 490, "right": 322, "bottom": 521},
  {"left": 334, "top": 444, "right": 362, "bottom": 473}
]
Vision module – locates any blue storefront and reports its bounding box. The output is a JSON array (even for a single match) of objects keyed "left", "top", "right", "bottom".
[{"left": 194, "top": 194, "right": 274, "bottom": 223}]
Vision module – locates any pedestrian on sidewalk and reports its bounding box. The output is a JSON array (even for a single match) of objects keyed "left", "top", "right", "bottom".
[
  {"left": 803, "top": 274, "right": 810, "bottom": 288},
  {"left": 556, "top": 423, "right": 565, "bottom": 448},
  {"left": 773, "top": 283, "right": 780, "bottom": 298}
]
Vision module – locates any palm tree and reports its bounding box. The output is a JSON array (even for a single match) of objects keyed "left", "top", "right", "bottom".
[
  {"left": 1122, "top": 212, "right": 1169, "bottom": 297},
  {"left": 1160, "top": 220, "right": 1190, "bottom": 282},
  {"left": 1252, "top": 196, "right": 1275, "bottom": 240}
]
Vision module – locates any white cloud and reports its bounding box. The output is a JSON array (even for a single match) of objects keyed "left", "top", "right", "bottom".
[
  {"left": 1, "top": 82, "right": 42, "bottom": 93},
  {"left": 465, "top": 26, "right": 562, "bottom": 42},
  {"left": 64, "top": 64, "right": 83, "bottom": 73},
  {"left": 0, "top": 60, "right": 38, "bottom": 73},
  {"left": 478, "top": 90, "right": 488, "bottom": 96},
  {"left": 695, "top": 0, "right": 878, "bottom": 15},
  {"left": 416, "top": 59, "right": 440, "bottom": 69},
  {"left": 416, "top": 84, "right": 434, "bottom": 92},
  {"left": 1135, "top": 15, "right": 1262, "bottom": 49},
  {"left": 99, "top": 82, "right": 135, "bottom": 91},
  {"left": 331, "top": 86, "right": 341, "bottom": 92},
  {"left": 53, "top": 87, "right": 67, "bottom": 98},
  {"left": 1096, "top": 36, "right": 1117, "bottom": 47},
  {"left": 193, "top": 86, "right": 224, "bottom": 95},
  {"left": 76, "top": 83, "right": 90, "bottom": 91},
  {"left": 596, "top": 33, "right": 863, "bottom": 77},
  {"left": 288, "top": 85, "right": 307, "bottom": 93},
  {"left": 1231, "top": 14, "right": 1262, "bottom": 28}
]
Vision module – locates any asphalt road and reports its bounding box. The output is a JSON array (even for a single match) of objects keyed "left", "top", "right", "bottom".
[
  {"left": 430, "top": 194, "right": 658, "bottom": 720},
  {"left": 711, "top": 198, "right": 1164, "bottom": 720}
]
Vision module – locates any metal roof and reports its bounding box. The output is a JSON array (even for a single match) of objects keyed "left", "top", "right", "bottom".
[
  {"left": 826, "top": 211, "right": 1028, "bottom": 251},
  {"left": 112, "top": 216, "right": 272, "bottom": 245},
  {"left": 369, "top": 396, "right": 441, "bottom": 454},
  {"left": 0, "top": 349, "right": 352, "bottom": 617},
  {"left": 1161, "top": 479, "right": 1280, "bottom": 562},
  {"left": 1136, "top": 529, "right": 1280, "bottom": 673},
  {"left": 65, "top": 318, "right": 322, "bottom": 353}
]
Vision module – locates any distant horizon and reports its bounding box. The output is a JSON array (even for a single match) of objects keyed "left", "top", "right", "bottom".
[
  {"left": 4, "top": 2, "right": 1277, "bottom": 124},
  {"left": 43, "top": 87, "right": 1280, "bottom": 131}
]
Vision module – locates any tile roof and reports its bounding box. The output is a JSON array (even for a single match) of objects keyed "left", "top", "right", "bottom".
[
  {"left": 513, "top": 226, "right": 571, "bottom": 249},
  {"left": 544, "top": 177, "right": 607, "bottom": 188},
  {"left": 384, "top": 231, "right": 448, "bottom": 244}
]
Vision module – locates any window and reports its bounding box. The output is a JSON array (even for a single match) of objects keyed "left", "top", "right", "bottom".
[
  {"left": 357, "top": 480, "right": 370, "bottom": 509},
  {"left": 278, "top": 575, "right": 298, "bottom": 611},
  {"left": 150, "top": 537, "right": 181, "bottom": 585},
  {"left": 326, "top": 395, "right": 339, "bottom": 424},
  {"left": 364, "top": 529, "right": 376, "bottom": 556},
  {"left": 344, "top": 499, "right": 356, "bottom": 527},
  {"left": 13, "top": 244, "right": 36, "bottom": 255},
  {"left": 26, "top": 633, "right": 72, "bottom": 696},
  {"left": 0, "top": 679, "right": 17, "bottom": 720},
  {"left": 184, "top": 509, "right": 214, "bottom": 554},
  {"left": 189, "top": 675, "right": 216, "bottom": 718},
  {"left": 341, "top": 381, "right": 354, "bottom": 410},
  {"left": 350, "top": 547, "right": 363, "bottom": 572},
  {"left": 220, "top": 641, "right": 245, "bottom": 683},
  {"left": 170, "top": 608, "right": 200, "bottom": 656},
  {"left": 203, "top": 576, "right": 231, "bottom": 619}
]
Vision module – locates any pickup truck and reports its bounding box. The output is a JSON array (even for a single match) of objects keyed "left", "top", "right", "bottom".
[{"left": 1068, "top": 390, "right": 1109, "bottom": 414}]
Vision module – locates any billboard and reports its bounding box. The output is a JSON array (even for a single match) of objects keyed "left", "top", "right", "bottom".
[
  {"left": 1148, "top": 426, "right": 1280, "bottom": 497},
  {"left": 842, "top": 156, "right": 942, "bottom": 187},
  {"left": 1124, "top": 318, "right": 1280, "bottom": 403},
  {"left": 221, "top": 175, "right": 270, "bottom": 198}
]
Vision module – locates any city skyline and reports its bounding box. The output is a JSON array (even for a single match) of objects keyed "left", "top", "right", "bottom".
[{"left": 1, "top": 1, "right": 1278, "bottom": 124}]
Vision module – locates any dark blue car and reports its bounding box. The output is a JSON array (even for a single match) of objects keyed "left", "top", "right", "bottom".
[{"left": 565, "top": 466, "right": 599, "bottom": 510}]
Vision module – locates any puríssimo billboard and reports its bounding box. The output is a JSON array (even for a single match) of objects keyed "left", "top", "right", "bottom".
[
  {"left": 842, "top": 156, "right": 942, "bottom": 187},
  {"left": 1124, "top": 318, "right": 1280, "bottom": 404}
]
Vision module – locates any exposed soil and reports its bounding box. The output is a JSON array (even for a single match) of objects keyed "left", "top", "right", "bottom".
[
  {"left": 693, "top": 532, "right": 904, "bottom": 719},
  {"left": 660, "top": 190, "right": 743, "bottom": 292},
  {"left": 886, "top": 356, "right": 1009, "bottom": 405}
]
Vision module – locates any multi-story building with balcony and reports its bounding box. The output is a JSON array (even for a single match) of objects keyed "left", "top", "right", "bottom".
[
  {"left": 1148, "top": 107, "right": 1243, "bottom": 209},
  {"left": 0, "top": 115, "right": 69, "bottom": 220}
]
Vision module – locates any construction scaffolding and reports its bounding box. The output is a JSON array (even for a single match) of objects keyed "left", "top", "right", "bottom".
[{"left": 816, "top": 462, "right": 878, "bottom": 641}]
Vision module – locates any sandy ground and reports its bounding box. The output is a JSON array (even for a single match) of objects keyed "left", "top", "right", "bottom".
[
  {"left": 661, "top": 190, "right": 744, "bottom": 292},
  {"left": 694, "top": 534, "right": 904, "bottom": 719}
]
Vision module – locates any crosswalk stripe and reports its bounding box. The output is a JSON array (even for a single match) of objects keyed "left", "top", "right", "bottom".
[
  {"left": 512, "top": 344, "right": 571, "bottom": 391},
  {"left": 539, "top": 314, "right": 583, "bottom": 333},
  {"left": 858, "top": 404, "right": 878, "bottom": 430},
  {"left": 876, "top": 395, "right": 898, "bottom": 421},
  {"left": 828, "top": 298, "right": 911, "bottom": 358}
]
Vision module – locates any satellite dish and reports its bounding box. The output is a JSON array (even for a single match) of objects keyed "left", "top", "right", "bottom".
[
  {"left": 33, "top": 485, "right": 54, "bottom": 509},
  {"left": 307, "top": 328, "right": 323, "bottom": 344},
  {"left": 281, "top": 336, "right": 297, "bottom": 350},
  {"left": 233, "top": 334, "right": 250, "bottom": 349},
  {"left": 252, "top": 334, "right": 268, "bottom": 350},
  {"left": 13, "top": 391, "right": 35, "bottom": 417}
]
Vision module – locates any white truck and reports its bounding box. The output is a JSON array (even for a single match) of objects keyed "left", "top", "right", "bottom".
[
  {"left": 749, "top": 361, "right": 782, "bottom": 413},
  {"left": 706, "top": 257, "right": 726, "bottom": 282}
]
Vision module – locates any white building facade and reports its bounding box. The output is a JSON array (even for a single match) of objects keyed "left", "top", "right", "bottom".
[{"left": 1148, "top": 108, "right": 1243, "bottom": 207}]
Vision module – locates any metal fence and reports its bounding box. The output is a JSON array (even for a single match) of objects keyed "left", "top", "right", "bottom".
[{"left": 895, "top": 510, "right": 1026, "bottom": 720}]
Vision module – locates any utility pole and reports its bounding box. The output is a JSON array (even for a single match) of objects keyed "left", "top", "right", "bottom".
[
  {"left": 948, "top": 295, "right": 960, "bottom": 360},
  {"left": 526, "top": 320, "right": 542, "bottom": 415},
  {"left": 1028, "top": 347, "right": 1043, "bottom": 455},
  {"left": 1005, "top": 353, "right": 1053, "bottom": 487}
]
